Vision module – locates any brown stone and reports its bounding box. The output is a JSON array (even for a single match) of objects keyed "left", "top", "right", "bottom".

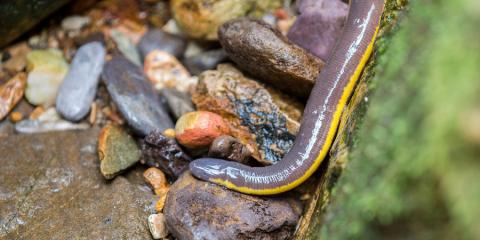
[
  {"left": 0, "top": 73, "right": 27, "bottom": 121},
  {"left": 208, "top": 135, "right": 251, "bottom": 164}
]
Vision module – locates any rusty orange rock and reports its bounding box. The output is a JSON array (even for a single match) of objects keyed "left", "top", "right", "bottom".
[
  {"left": 143, "top": 167, "right": 169, "bottom": 194},
  {"left": 0, "top": 73, "right": 27, "bottom": 121},
  {"left": 175, "top": 111, "right": 230, "bottom": 149}
]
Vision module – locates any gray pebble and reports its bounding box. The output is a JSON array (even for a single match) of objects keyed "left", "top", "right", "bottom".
[
  {"left": 138, "top": 29, "right": 187, "bottom": 60},
  {"left": 184, "top": 49, "right": 228, "bottom": 75},
  {"left": 160, "top": 88, "right": 195, "bottom": 119}
]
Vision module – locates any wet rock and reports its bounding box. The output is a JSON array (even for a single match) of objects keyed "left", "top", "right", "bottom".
[
  {"left": 192, "top": 64, "right": 302, "bottom": 164},
  {"left": 287, "top": 0, "right": 348, "bottom": 61},
  {"left": 61, "top": 15, "right": 91, "bottom": 31},
  {"left": 14, "top": 108, "right": 90, "bottom": 134},
  {"left": 0, "top": 73, "right": 27, "bottom": 120},
  {"left": 138, "top": 29, "right": 187, "bottom": 60},
  {"left": 160, "top": 88, "right": 195, "bottom": 120},
  {"left": 218, "top": 18, "right": 324, "bottom": 98},
  {"left": 98, "top": 124, "right": 141, "bottom": 180},
  {"left": 102, "top": 56, "right": 174, "bottom": 136},
  {"left": 184, "top": 48, "right": 229, "bottom": 75},
  {"left": 25, "top": 49, "right": 69, "bottom": 107},
  {"left": 164, "top": 172, "right": 302, "bottom": 240},
  {"left": 175, "top": 111, "right": 230, "bottom": 149},
  {"left": 144, "top": 50, "right": 196, "bottom": 92},
  {"left": 2, "top": 42, "right": 30, "bottom": 72},
  {"left": 148, "top": 213, "right": 169, "bottom": 239},
  {"left": 140, "top": 129, "right": 191, "bottom": 179},
  {"left": 56, "top": 42, "right": 106, "bottom": 121},
  {"left": 143, "top": 167, "right": 169, "bottom": 195},
  {"left": 0, "top": 130, "right": 156, "bottom": 239},
  {"left": 110, "top": 29, "right": 142, "bottom": 66},
  {"left": 208, "top": 135, "right": 252, "bottom": 164}
]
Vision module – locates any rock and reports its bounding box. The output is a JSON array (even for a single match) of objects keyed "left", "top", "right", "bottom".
[
  {"left": 155, "top": 193, "right": 168, "bottom": 213},
  {"left": 160, "top": 88, "right": 195, "bottom": 120},
  {"left": 98, "top": 124, "right": 141, "bottom": 180},
  {"left": 110, "top": 29, "right": 142, "bottom": 66},
  {"left": 144, "top": 50, "right": 196, "bottom": 92},
  {"left": 56, "top": 42, "right": 106, "bottom": 121},
  {"left": 2, "top": 42, "right": 30, "bottom": 72},
  {"left": 287, "top": 0, "right": 348, "bottom": 61},
  {"left": 184, "top": 48, "right": 229, "bottom": 75},
  {"left": 192, "top": 64, "right": 302, "bottom": 164},
  {"left": 9, "top": 112, "right": 23, "bottom": 123},
  {"left": 218, "top": 18, "right": 324, "bottom": 98},
  {"left": 25, "top": 49, "right": 69, "bottom": 107},
  {"left": 143, "top": 167, "right": 169, "bottom": 196},
  {"left": 29, "top": 106, "right": 44, "bottom": 120},
  {"left": 0, "top": 73, "right": 27, "bottom": 121},
  {"left": 164, "top": 172, "right": 302, "bottom": 240},
  {"left": 175, "top": 111, "right": 230, "bottom": 149},
  {"left": 148, "top": 213, "right": 169, "bottom": 239},
  {"left": 102, "top": 56, "right": 174, "bottom": 136},
  {"left": 0, "top": 130, "right": 156, "bottom": 239},
  {"left": 15, "top": 109, "right": 90, "bottom": 134},
  {"left": 163, "top": 128, "right": 176, "bottom": 139},
  {"left": 61, "top": 15, "right": 91, "bottom": 31},
  {"left": 138, "top": 29, "right": 187, "bottom": 60},
  {"left": 208, "top": 135, "right": 252, "bottom": 164},
  {"left": 140, "top": 130, "right": 191, "bottom": 179}
]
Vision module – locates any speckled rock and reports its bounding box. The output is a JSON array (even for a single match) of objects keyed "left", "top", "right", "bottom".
[
  {"left": 192, "top": 64, "right": 303, "bottom": 164},
  {"left": 0, "top": 73, "right": 26, "bottom": 120},
  {"left": 218, "top": 18, "right": 324, "bottom": 98},
  {"left": 164, "top": 172, "right": 302, "bottom": 240},
  {"left": 56, "top": 42, "right": 106, "bottom": 121},
  {"left": 102, "top": 56, "right": 174, "bottom": 136},
  {"left": 287, "top": 0, "right": 348, "bottom": 61},
  {"left": 138, "top": 29, "right": 187, "bottom": 60}
]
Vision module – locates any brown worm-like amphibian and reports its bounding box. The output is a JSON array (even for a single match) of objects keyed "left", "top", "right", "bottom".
[{"left": 189, "top": 0, "right": 385, "bottom": 195}]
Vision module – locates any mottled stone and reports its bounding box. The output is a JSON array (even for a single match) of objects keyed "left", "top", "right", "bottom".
[
  {"left": 143, "top": 167, "right": 169, "bottom": 196},
  {"left": 164, "top": 172, "right": 302, "bottom": 240},
  {"left": 102, "top": 56, "right": 174, "bottom": 136},
  {"left": 98, "top": 124, "right": 141, "bottom": 180},
  {"left": 148, "top": 213, "right": 169, "bottom": 239},
  {"left": 208, "top": 135, "right": 252, "bottom": 164},
  {"left": 138, "top": 29, "right": 187, "bottom": 60},
  {"left": 160, "top": 88, "right": 195, "bottom": 120},
  {"left": 287, "top": 0, "right": 348, "bottom": 61},
  {"left": 25, "top": 49, "right": 69, "bottom": 107},
  {"left": 0, "top": 73, "right": 26, "bottom": 120},
  {"left": 56, "top": 42, "right": 106, "bottom": 121},
  {"left": 192, "top": 64, "right": 303, "bottom": 164},
  {"left": 184, "top": 48, "right": 229, "bottom": 75},
  {"left": 110, "top": 29, "right": 142, "bottom": 66},
  {"left": 175, "top": 111, "right": 230, "bottom": 149},
  {"left": 218, "top": 18, "right": 324, "bottom": 98},
  {"left": 0, "top": 130, "right": 156, "bottom": 239}
]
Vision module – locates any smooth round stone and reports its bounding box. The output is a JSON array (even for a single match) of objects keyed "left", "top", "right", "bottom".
[
  {"left": 102, "top": 56, "right": 174, "bottom": 136},
  {"left": 56, "top": 42, "right": 106, "bottom": 121},
  {"left": 184, "top": 48, "right": 228, "bottom": 75},
  {"left": 138, "top": 29, "right": 187, "bottom": 60}
]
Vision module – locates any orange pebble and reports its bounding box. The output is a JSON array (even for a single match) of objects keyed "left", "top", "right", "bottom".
[
  {"left": 143, "top": 167, "right": 168, "bottom": 192},
  {"left": 9, "top": 112, "right": 23, "bottom": 123},
  {"left": 175, "top": 111, "right": 230, "bottom": 149},
  {"left": 163, "top": 128, "right": 176, "bottom": 138}
]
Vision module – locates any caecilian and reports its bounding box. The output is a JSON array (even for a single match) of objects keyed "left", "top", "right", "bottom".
[{"left": 189, "top": 0, "right": 385, "bottom": 195}]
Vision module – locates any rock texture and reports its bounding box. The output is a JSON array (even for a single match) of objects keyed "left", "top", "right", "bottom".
[
  {"left": 0, "top": 73, "right": 26, "bottom": 120},
  {"left": 138, "top": 29, "right": 187, "bottom": 60},
  {"left": 164, "top": 172, "right": 302, "bottom": 240},
  {"left": 0, "top": 129, "right": 156, "bottom": 239}
]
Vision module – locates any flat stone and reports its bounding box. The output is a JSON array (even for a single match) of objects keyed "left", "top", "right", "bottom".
[
  {"left": 164, "top": 172, "right": 302, "bottom": 240},
  {"left": 110, "top": 29, "right": 142, "bottom": 66},
  {"left": 184, "top": 48, "right": 228, "bottom": 75},
  {"left": 0, "top": 129, "right": 156, "bottom": 239},
  {"left": 138, "top": 29, "right": 187, "bottom": 60},
  {"left": 160, "top": 88, "right": 195, "bottom": 120},
  {"left": 218, "top": 18, "right": 324, "bottom": 98},
  {"left": 148, "top": 213, "right": 169, "bottom": 239},
  {"left": 56, "top": 42, "right": 106, "bottom": 121},
  {"left": 102, "top": 56, "right": 174, "bottom": 136}
]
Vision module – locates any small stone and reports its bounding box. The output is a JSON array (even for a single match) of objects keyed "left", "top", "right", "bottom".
[
  {"left": 140, "top": 130, "right": 191, "bottom": 179},
  {"left": 3, "top": 42, "right": 30, "bottom": 72},
  {"left": 61, "top": 15, "right": 92, "bottom": 31},
  {"left": 102, "top": 56, "right": 174, "bottom": 136},
  {"left": 138, "top": 29, "right": 187, "bottom": 60},
  {"left": 164, "top": 172, "right": 302, "bottom": 240},
  {"left": 25, "top": 49, "right": 69, "bottom": 107},
  {"left": 143, "top": 167, "right": 169, "bottom": 195},
  {"left": 9, "top": 112, "right": 23, "bottom": 123},
  {"left": 163, "top": 128, "right": 176, "bottom": 139},
  {"left": 175, "top": 111, "right": 230, "bottom": 149},
  {"left": 148, "top": 213, "right": 169, "bottom": 239},
  {"left": 287, "top": 0, "right": 348, "bottom": 61},
  {"left": 110, "top": 29, "right": 142, "bottom": 66},
  {"left": 208, "top": 135, "right": 252, "bottom": 164},
  {"left": 155, "top": 193, "right": 168, "bottom": 212},
  {"left": 218, "top": 18, "right": 324, "bottom": 98},
  {"left": 184, "top": 48, "right": 229, "bottom": 75},
  {"left": 0, "top": 73, "right": 27, "bottom": 120},
  {"left": 29, "top": 106, "right": 45, "bottom": 120},
  {"left": 56, "top": 42, "right": 106, "bottom": 121},
  {"left": 144, "top": 50, "right": 196, "bottom": 92},
  {"left": 15, "top": 109, "right": 90, "bottom": 133},
  {"left": 160, "top": 88, "right": 195, "bottom": 119},
  {"left": 98, "top": 124, "right": 141, "bottom": 180}
]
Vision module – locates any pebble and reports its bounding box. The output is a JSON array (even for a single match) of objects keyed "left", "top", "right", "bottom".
[
  {"left": 175, "top": 111, "right": 230, "bottom": 149},
  {"left": 218, "top": 18, "right": 324, "bottom": 98},
  {"left": 287, "top": 0, "right": 348, "bottom": 61},
  {"left": 160, "top": 88, "right": 195, "bottom": 120},
  {"left": 140, "top": 130, "right": 191, "bottom": 179},
  {"left": 9, "top": 112, "right": 23, "bottom": 123},
  {"left": 143, "top": 167, "right": 169, "bottom": 196},
  {"left": 0, "top": 73, "right": 27, "bottom": 120},
  {"left": 102, "top": 56, "right": 174, "bottom": 136},
  {"left": 162, "top": 128, "right": 176, "bottom": 139},
  {"left": 2, "top": 42, "right": 30, "bottom": 72},
  {"left": 14, "top": 108, "right": 90, "bottom": 134},
  {"left": 208, "top": 135, "right": 252, "bottom": 164},
  {"left": 110, "top": 29, "right": 142, "bottom": 66},
  {"left": 138, "top": 29, "right": 187, "bottom": 60},
  {"left": 29, "top": 106, "right": 45, "bottom": 120},
  {"left": 98, "top": 124, "right": 141, "bottom": 180},
  {"left": 25, "top": 49, "right": 69, "bottom": 107},
  {"left": 192, "top": 64, "right": 303, "bottom": 165},
  {"left": 155, "top": 194, "right": 168, "bottom": 213},
  {"left": 164, "top": 172, "right": 302, "bottom": 240},
  {"left": 148, "top": 213, "right": 169, "bottom": 239},
  {"left": 184, "top": 48, "right": 229, "bottom": 75},
  {"left": 56, "top": 42, "right": 106, "bottom": 121},
  {"left": 144, "top": 50, "right": 196, "bottom": 92},
  {"left": 61, "top": 15, "right": 92, "bottom": 31}
]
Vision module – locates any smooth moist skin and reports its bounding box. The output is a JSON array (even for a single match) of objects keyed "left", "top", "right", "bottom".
[{"left": 190, "top": 0, "right": 385, "bottom": 195}]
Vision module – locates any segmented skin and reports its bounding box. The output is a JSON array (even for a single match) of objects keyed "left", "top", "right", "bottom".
[{"left": 190, "top": 0, "right": 385, "bottom": 195}]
